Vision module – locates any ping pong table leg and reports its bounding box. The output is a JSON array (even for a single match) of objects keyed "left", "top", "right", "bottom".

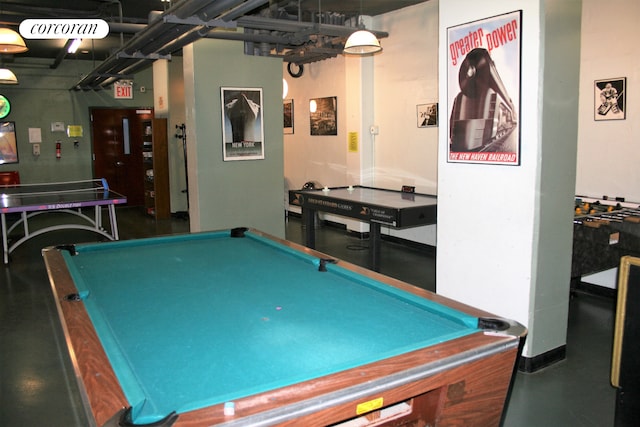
[
  {"left": 21, "top": 212, "right": 29, "bottom": 239},
  {"left": 94, "top": 206, "right": 102, "bottom": 231},
  {"left": 108, "top": 204, "right": 120, "bottom": 240},
  {"left": 1, "top": 213, "right": 7, "bottom": 264}
]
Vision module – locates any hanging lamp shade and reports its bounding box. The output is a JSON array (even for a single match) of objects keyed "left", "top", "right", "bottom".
[
  {"left": 0, "top": 27, "right": 28, "bottom": 54},
  {"left": 344, "top": 30, "right": 382, "bottom": 55},
  {"left": 0, "top": 68, "right": 18, "bottom": 84}
]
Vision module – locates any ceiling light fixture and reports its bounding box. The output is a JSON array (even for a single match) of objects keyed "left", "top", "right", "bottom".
[
  {"left": 343, "top": 0, "right": 382, "bottom": 55},
  {"left": 0, "top": 27, "right": 28, "bottom": 54},
  {"left": 0, "top": 68, "right": 18, "bottom": 84},
  {"left": 68, "top": 39, "right": 82, "bottom": 54},
  {"left": 344, "top": 30, "right": 382, "bottom": 55}
]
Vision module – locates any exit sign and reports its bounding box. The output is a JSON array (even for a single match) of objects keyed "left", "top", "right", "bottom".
[{"left": 114, "top": 80, "right": 133, "bottom": 99}]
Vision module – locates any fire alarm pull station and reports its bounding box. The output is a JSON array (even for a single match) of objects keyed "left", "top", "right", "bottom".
[{"left": 56, "top": 141, "right": 61, "bottom": 159}]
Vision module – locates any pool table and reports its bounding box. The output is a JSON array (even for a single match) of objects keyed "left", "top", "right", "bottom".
[{"left": 43, "top": 227, "right": 526, "bottom": 427}]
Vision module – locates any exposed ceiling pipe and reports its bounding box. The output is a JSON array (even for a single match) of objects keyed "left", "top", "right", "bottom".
[
  {"left": 114, "top": 0, "right": 244, "bottom": 57},
  {"left": 153, "top": 0, "right": 271, "bottom": 54},
  {"left": 237, "top": 15, "right": 387, "bottom": 38},
  {"left": 152, "top": 0, "right": 259, "bottom": 55},
  {"left": 70, "top": 0, "right": 388, "bottom": 90},
  {"left": 108, "top": 22, "right": 147, "bottom": 33},
  {"left": 71, "top": 0, "right": 267, "bottom": 89},
  {"left": 134, "top": 24, "right": 194, "bottom": 55},
  {"left": 218, "top": 0, "right": 272, "bottom": 22},
  {"left": 50, "top": 39, "right": 74, "bottom": 69},
  {"left": 206, "top": 30, "right": 295, "bottom": 45},
  {"left": 171, "top": 0, "right": 231, "bottom": 20},
  {"left": 197, "top": 0, "right": 244, "bottom": 21}
]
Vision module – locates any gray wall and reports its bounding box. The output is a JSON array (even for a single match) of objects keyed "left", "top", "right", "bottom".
[
  {"left": 184, "top": 39, "right": 285, "bottom": 238},
  {"left": 0, "top": 60, "right": 153, "bottom": 183}
]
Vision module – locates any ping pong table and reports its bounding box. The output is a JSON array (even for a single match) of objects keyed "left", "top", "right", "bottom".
[{"left": 1, "top": 179, "right": 126, "bottom": 264}]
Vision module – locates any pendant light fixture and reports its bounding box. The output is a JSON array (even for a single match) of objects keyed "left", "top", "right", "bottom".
[
  {"left": 344, "top": 30, "right": 382, "bottom": 54},
  {"left": 0, "top": 67, "right": 18, "bottom": 84},
  {"left": 343, "top": 0, "right": 382, "bottom": 55},
  {"left": 0, "top": 50, "right": 18, "bottom": 84},
  {"left": 0, "top": 1, "right": 28, "bottom": 83},
  {"left": 0, "top": 27, "right": 28, "bottom": 54}
]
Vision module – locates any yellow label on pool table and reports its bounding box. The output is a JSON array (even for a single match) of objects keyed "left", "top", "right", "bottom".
[{"left": 356, "top": 397, "right": 384, "bottom": 415}]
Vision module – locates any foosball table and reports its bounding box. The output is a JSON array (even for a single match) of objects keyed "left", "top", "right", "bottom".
[{"left": 572, "top": 196, "right": 640, "bottom": 292}]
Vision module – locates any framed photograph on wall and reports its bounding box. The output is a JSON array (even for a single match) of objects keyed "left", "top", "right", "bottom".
[
  {"left": 0, "top": 121, "right": 18, "bottom": 164},
  {"left": 221, "top": 87, "right": 264, "bottom": 161},
  {"left": 310, "top": 96, "right": 337, "bottom": 136},
  {"left": 447, "top": 10, "right": 522, "bottom": 165},
  {"left": 595, "top": 78, "right": 626, "bottom": 121},
  {"left": 284, "top": 99, "right": 294, "bottom": 134},
  {"left": 417, "top": 103, "right": 438, "bottom": 127}
]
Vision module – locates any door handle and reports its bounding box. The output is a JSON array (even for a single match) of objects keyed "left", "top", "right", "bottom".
[{"left": 115, "top": 161, "right": 125, "bottom": 166}]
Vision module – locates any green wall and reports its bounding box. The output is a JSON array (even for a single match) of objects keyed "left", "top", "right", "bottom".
[
  {"left": 184, "top": 39, "right": 285, "bottom": 238},
  {"left": 0, "top": 60, "right": 153, "bottom": 183}
]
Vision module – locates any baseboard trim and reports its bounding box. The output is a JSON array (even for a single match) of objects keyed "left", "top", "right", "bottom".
[{"left": 518, "top": 345, "right": 566, "bottom": 373}]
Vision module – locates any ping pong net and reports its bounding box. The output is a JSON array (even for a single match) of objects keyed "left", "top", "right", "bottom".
[{"left": 1, "top": 178, "right": 111, "bottom": 197}]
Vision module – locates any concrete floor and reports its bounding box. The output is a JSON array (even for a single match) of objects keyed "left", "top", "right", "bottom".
[{"left": 0, "top": 207, "right": 617, "bottom": 426}]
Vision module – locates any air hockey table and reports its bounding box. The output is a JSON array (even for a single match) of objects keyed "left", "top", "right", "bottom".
[{"left": 289, "top": 186, "right": 437, "bottom": 271}]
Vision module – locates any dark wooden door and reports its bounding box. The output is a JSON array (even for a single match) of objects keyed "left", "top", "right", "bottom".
[{"left": 90, "top": 108, "right": 152, "bottom": 207}]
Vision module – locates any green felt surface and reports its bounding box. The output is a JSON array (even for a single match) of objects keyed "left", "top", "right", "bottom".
[{"left": 62, "top": 230, "right": 479, "bottom": 424}]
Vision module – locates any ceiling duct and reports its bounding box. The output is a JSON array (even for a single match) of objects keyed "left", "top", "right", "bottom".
[{"left": 69, "top": 0, "right": 389, "bottom": 90}]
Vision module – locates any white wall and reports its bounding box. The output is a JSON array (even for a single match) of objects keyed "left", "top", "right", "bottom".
[
  {"left": 437, "top": 0, "right": 542, "bottom": 351},
  {"left": 437, "top": 0, "right": 582, "bottom": 363},
  {"left": 372, "top": 2, "right": 439, "bottom": 244},
  {"left": 283, "top": 59, "right": 349, "bottom": 191},
  {"left": 576, "top": 0, "right": 640, "bottom": 202},
  {"left": 373, "top": 2, "right": 439, "bottom": 194}
]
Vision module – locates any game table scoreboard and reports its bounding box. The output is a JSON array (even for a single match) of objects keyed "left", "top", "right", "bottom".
[{"left": 44, "top": 228, "right": 525, "bottom": 427}]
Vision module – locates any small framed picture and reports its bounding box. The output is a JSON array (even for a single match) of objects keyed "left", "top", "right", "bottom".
[
  {"left": 284, "top": 99, "right": 294, "bottom": 134},
  {"left": 417, "top": 103, "right": 438, "bottom": 127},
  {"left": 594, "top": 78, "right": 626, "bottom": 121},
  {"left": 0, "top": 121, "right": 18, "bottom": 164},
  {"left": 310, "top": 96, "right": 337, "bottom": 136}
]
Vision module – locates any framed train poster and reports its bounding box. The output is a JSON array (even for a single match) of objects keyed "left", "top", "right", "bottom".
[{"left": 447, "top": 10, "right": 522, "bottom": 165}]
